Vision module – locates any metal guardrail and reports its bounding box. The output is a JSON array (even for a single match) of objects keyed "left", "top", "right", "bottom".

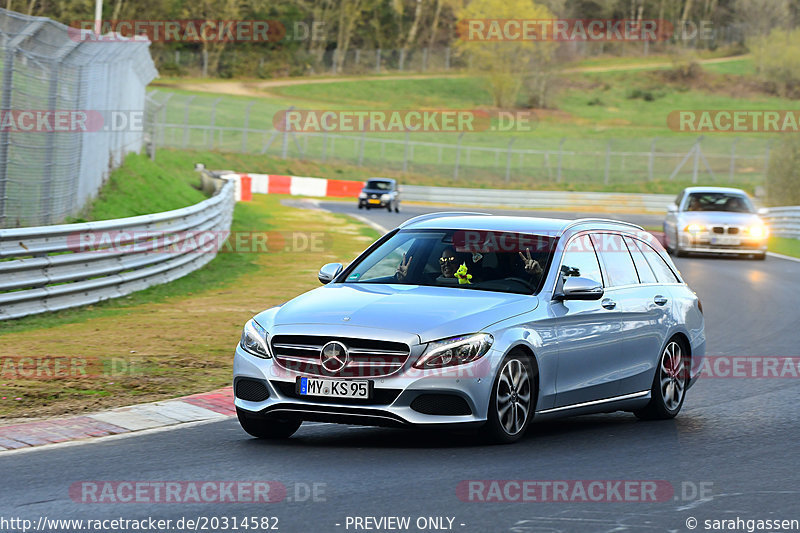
[
  {"left": 762, "top": 207, "right": 800, "bottom": 240},
  {"left": 0, "top": 180, "right": 235, "bottom": 321},
  {"left": 400, "top": 185, "right": 675, "bottom": 213}
]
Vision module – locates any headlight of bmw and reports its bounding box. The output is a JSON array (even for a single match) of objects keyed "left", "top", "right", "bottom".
[
  {"left": 413, "top": 333, "right": 494, "bottom": 369},
  {"left": 240, "top": 319, "right": 271, "bottom": 358},
  {"left": 745, "top": 224, "right": 768, "bottom": 239}
]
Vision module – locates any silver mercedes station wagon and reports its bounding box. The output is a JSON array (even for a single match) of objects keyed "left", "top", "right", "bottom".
[{"left": 234, "top": 214, "right": 706, "bottom": 443}]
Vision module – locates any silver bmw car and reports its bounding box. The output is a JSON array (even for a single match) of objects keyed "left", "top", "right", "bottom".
[
  {"left": 663, "top": 186, "right": 768, "bottom": 259},
  {"left": 234, "top": 214, "right": 705, "bottom": 443}
]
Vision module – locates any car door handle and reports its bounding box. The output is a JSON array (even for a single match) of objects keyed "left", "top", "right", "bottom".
[
  {"left": 601, "top": 298, "right": 616, "bottom": 310},
  {"left": 654, "top": 295, "right": 669, "bottom": 306}
]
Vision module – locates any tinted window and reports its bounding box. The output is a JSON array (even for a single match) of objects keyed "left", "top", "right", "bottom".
[
  {"left": 684, "top": 192, "right": 754, "bottom": 213},
  {"left": 560, "top": 234, "right": 603, "bottom": 286},
  {"left": 635, "top": 240, "right": 680, "bottom": 283},
  {"left": 624, "top": 237, "right": 657, "bottom": 284},
  {"left": 365, "top": 180, "right": 392, "bottom": 190},
  {"left": 591, "top": 233, "right": 639, "bottom": 287}
]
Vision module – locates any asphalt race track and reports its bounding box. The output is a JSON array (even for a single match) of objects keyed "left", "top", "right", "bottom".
[{"left": 1, "top": 202, "right": 799, "bottom": 533}]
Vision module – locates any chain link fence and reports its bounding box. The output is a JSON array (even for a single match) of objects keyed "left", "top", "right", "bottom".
[
  {"left": 0, "top": 8, "right": 158, "bottom": 228},
  {"left": 146, "top": 91, "right": 770, "bottom": 190}
]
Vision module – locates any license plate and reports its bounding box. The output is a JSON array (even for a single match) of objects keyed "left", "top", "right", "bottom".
[
  {"left": 711, "top": 236, "right": 740, "bottom": 246},
  {"left": 297, "top": 377, "right": 371, "bottom": 399},
  {"left": 368, "top": 199, "right": 381, "bottom": 204}
]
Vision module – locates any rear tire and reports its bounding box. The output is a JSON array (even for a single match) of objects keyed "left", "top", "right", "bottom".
[
  {"left": 482, "top": 351, "right": 536, "bottom": 444},
  {"left": 634, "top": 338, "right": 689, "bottom": 420},
  {"left": 237, "top": 408, "right": 301, "bottom": 439},
  {"left": 394, "top": 204, "right": 400, "bottom": 213}
]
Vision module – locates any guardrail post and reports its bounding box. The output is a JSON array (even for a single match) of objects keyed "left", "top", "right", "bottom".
[
  {"left": 453, "top": 132, "right": 464, "bottom": 180},
  {"left": 505, "top": 138, "right": 516, "bottom": 183},
  {"left": 242, "top": 101, "right": 255, "bottom": 153}
]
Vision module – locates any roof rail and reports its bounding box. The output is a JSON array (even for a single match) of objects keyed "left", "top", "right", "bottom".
[
  {"left": 562, "top": 218, "right": 645, "bottom": 233},
  {"left": 398, "top": 211, "right": 491, "bottom": 229}
]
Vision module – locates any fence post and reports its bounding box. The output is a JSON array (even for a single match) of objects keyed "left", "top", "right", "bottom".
[
  {"left": 763, "top": 140, "right": 772, "bottom": 183},
  {"left": 355, "top": 48, "right": 360, "bottom": 66},
  {"left": 453, "top": 132, "right": 464, "bottom": 179},
  {"left": 0, "top": 46, "right": 16, "bottom": 225},
  {"left": 375, "top": 49, "right": 381, "bottom": 73},
  {"left": 604, "top": 140, "right": 611, "bottom": 185},
  {"left": 282, "top": 105, "right": 294, "bottom": 159},
  {"left": 505, "top": 138, "right": 516, "bottom": 183},
  {"left": 648, "top": 137, "right": 657, "bottom": 181},
  {"left": 182, "top": 95, "right": 196, "bottom": 148},
  {"left": 729, "top": 137, "right": 739, "bottom": 181},
  {"left": 242, "top": 101, "right": 255, "bottom": 153},
  {"left": 322, "top": 131, "right": 329, "bottom": 162},
  {"left": 556, "top": 137, "right": 565, "bottom": 182},
  {"left": 208, "top": 97, "right": 221, "bottom": 150},
  {"left": 358, "top": 130, "right": 366, "bottom": 166},
  {"left": 422, "top": 48, "right": 428, "bottom": 71},
  {"left": 692, "top": 136, "right": 702, "bottom": 184},
  {"left": 158, "top": 93, "right": 174, "bottom": 146},
  {"left": 445, "top": 47, "right": 451, "bottom": 70},
  {"left": 399, "top": 49, "right": 406, "bottom": 71},
  {"left": 403, "top": 131, "right": 410, "bottom": 172},
  {"left": 202, "top": 49, "right": 208, "bottom": 77}
]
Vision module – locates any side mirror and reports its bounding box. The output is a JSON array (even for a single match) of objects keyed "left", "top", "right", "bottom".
[
  {"left": 757, "top": 207, "right": 768, "bottom": 216},
  {"left": 555, "top": 276, "right": 604, "bottom": 301},
  {"left": 667, "top": 204, "right": 678, "bottom": 213},
  {"left": 318, "top": 263, "right": 343, "bottom": 284}
]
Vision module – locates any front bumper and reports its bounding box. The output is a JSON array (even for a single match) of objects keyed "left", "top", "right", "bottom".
[
  {"left": 359, "top": 199, "right": 390, "bottom": 208},
  {"left": 233, "top": 345, "right": 498, "bottom": 427},
  {"left": 678, "top": 232, "right": 767, "bottom": 255}
]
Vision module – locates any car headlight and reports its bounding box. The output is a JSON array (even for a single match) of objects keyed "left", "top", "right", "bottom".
[
  {"left": 240, "top": 319, "right": 271, "bottom": 358},
  {"left": 380, "top": 194, "right": 390, "bottom": 201},
  {"left": 413, "top": 333, "right": 493, "bottom": 369},
  {"left": 684, "top": 223, "right": 705, "bottom": 233},
  {"left": 746, "top": 225, "right": 767, "bottom": 239},
  {"left": 359, "top": 192, "right": 367, "bottom": 199}
]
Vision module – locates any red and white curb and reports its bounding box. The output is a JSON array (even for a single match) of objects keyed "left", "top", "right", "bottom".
[
  {"left": 220, "top": 173, "right": 363, "bottom": 202},
  {"left": 0, "top": 387, "right": 234, "bottom": 452}
]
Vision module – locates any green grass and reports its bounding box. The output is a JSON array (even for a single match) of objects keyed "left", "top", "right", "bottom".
[
  {"left": 70, "top": 153, "right": 209, "bottom": 222},
  {"left": 769, "top": 236, "right": 800, "bottom": 258},
  {"left": 3, "top": 152, "right": 265, "bottom": 335}
]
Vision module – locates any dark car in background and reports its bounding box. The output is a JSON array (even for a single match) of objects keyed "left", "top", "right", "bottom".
[{"left": 358, "top": 178, "right": 400, "bottom": 212}]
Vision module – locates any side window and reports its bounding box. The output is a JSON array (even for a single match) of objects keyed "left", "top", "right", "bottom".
[
  {"left": 591, "top": 233, "right": 639, "bottom": 287},
  {"left": 635, "top": 240, "right": 680, "bottom": 283},
  {"left": 561, "top": 234, "right": 603, "bottom": 286},
  {"left": 624, "top": 237, "right": 657, "bottom": 284},
  {"left": 674, "top": 191, "right": 684, "bottom": 209}
]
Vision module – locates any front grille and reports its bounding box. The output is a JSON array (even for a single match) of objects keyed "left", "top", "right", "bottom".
[
  {"left": 727, "top": 227, "right": 740, "bottom": 234},
  {"left": 712, "top": 227, "right": 725, "bottom": 234},
  {"left": 410, "top": 394, "right": 472, "bottom": 416},
  {"left": 235, "top": 378, "right": 271, "bottom": 402},
  {"left": 271, "top": 335, "right": 410, "bottom": 378},
  {"left": 270, "top": 381, "right": 402, "bottom": 405}
]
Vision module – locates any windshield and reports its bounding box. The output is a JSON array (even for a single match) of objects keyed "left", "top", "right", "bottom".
[
  {"left": 365, "top": 180, "right": 392, "bottom": 190},
  {"left": 343, "top": 229, "right": 557, "bottom": 295},
  {"left": 684, "top": 192, "right": 754, "bottom": 213}
]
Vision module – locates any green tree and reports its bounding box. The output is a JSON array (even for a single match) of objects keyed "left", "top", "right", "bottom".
[{"left": 455, "top": 0, "right": 556, "bottom": 108}]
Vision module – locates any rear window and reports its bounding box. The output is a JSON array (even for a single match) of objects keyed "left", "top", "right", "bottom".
[
  {"left": 634, "top": 240, "right": 680, "bottom": 284},
  {"left": 591, "top": 233, "right": 639, "bottom": 287},
  {"left": 624, "top": 237, "right": 657, "bottom": 284}
]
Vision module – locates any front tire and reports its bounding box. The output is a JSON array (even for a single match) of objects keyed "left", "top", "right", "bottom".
[
  {"left": 634, "top": 338, "right": 688, "bottom": 420},
  {"left": 482, "top": 351, "right": 536, "bottom": 444},
  {"left": 237, "top": 409, "right": 301, "bottom": 439}
]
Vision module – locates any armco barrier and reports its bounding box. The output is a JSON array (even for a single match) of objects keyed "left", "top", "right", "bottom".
[
  {"left": 0, "top": 179, "right": 235, "bottom": 321},
  {"left": 220, "top": 173, "right": 674, "bottom": 213},
  {"left": 762, "top": 207, "right": 800, "bottom": 240}
]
